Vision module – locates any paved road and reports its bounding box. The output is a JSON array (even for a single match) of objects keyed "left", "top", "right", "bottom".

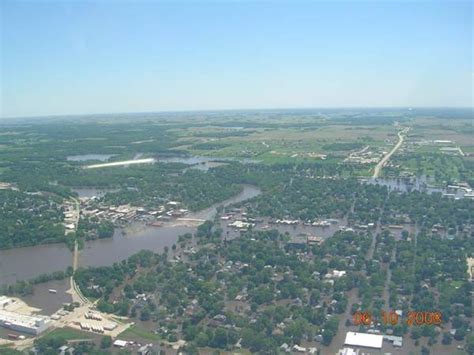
[
  {"left": 67, "top": 196, "right": 88, "bottom": 305},
  {"left": 373, "top": 128, "right": 408, "bottom": 178}
]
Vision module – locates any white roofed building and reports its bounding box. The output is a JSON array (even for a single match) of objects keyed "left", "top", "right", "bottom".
[
  {"left": 344, "top": 331, "right": 383, "bottom": 349},
  {"left": 113, "top": 339, "right": 127, "bottom": 348},
  {"left": 0, "top": 309, "right": 52, "bottom": 335}
]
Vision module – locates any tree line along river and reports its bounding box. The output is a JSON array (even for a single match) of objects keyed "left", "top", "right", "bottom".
[{"left": 0, "top": 184, "right": 261, "bottom": 287}]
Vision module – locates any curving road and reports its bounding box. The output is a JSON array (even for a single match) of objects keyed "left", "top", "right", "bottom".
[{"left": 373, "top": 127, "right": 408, "bottom": 178}]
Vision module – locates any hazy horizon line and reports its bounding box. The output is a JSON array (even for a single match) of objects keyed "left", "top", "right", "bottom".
[{"left": 2, "top": 105, "right": 473, "bottom": 121}]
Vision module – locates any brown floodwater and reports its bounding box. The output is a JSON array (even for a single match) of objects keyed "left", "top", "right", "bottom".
[
  {"left": 0, "top": 244, "right": 72, "bottom": 286},
  {"left": 78, "top": 225, "right": 194, "bottom": 267},
  {"left": 0, "top": 185, "right": 261, "bottom": 286},
  {"left": 21, "top": 279, "right": 72, "bottom": 315}
]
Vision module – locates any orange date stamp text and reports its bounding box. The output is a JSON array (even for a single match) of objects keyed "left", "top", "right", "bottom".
[{"left": 353, "top": 310, "right": 442, "bottom": 326}]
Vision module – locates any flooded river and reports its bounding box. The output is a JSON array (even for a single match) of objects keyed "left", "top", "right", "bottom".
[
  {"left": 157, "top": 155, "right": 258, "bottom": 171},
  {"left": 0, "top": 185, "right": 261, "bottom": 286},
  {"left": 78, "top": 225, "right": 195, "bottom": 268},
  {"left": 67, "top": 153, "right": 258, "bottom": 171},
  {"left": 0, "top": 244, "right": 73, "bottom": 286}
]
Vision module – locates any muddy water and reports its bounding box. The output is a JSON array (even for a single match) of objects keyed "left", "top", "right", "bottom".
[
  {"left": 220, "top": 216, "right": 347, "bottom": 242},
  {"left": 0, "top": 244, "right": 72, "bottom": 286},
  {"left": 187, "top": 184, "right": 261, "bottom": 220},
  {"left": 365, "top": 177, "right": 470, "bottom": 198},
  {"left": 78, "top": 225, "right": 194, "bottom": 267},
  {"left": 0, "top": 185, "right": 261, "bottom": 286},
  {"left": 21, "top": 279, "right": 72, "bottom": 315},
  {"left": 157, "top": 155, "right": 258, "bottom": 172}
]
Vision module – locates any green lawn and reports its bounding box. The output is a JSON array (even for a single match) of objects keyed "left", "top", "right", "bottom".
[
  {"left": 450, "top": 280, "right": 464, "bottom": 289},
  {"left": 119, "top": 324, "right": 161, "bottom": 342},
  {"left": 40, "top": 327, "right": 93, "bottom": 342}
]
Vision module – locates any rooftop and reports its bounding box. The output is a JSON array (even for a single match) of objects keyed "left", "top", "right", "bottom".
[
  {"left": 344, "top": 331, "right": 383, "bottom": 349},
  {"left": 0, "top": 309, "right": 49, "bottom": 329}
]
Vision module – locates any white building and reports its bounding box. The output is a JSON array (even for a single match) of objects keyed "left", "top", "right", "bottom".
[
  {"left": 228, "top": 220, "right": 254, "bottom": 229},
  {"left": 113, "top": 339, "right": 128, "bottom": 348},
  {"left": 325, "top": 270, "right": 347, "bottom": 279},
  {"left": 0, "top": 309, "right": 52, "bottom": 335},
  {"left": 292, "top": 344, "right": 306, "bottom": 352},
  {"left": 344, "top": 331, "right": 383, "bottom": 349}
]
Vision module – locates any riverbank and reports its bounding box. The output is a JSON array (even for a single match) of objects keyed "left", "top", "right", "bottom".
[{"left": 0, "top": 185, "right": 261, "bottom": 286}]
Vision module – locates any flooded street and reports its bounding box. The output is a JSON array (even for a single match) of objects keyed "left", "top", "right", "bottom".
[
  {"left": 0, "top": 180, "right": 423, "bottom": 289},
  {"left": 0, "top": 182, "right": 346, "bottom": 319},
  {"left": 259, "top": 218, "right": 345, "bottom": 240},
  {"left": 365, "top": 176, "right": 471, "bottom": 199}
]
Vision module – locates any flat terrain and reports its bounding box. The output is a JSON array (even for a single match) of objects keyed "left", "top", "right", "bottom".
[{"left": 0, "top": 108, "right": 472, "bottom": 354}]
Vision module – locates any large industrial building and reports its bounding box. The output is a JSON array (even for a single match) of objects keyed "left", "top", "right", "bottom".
[{"left": 0, "top": 296, "right": 52, "bottom": 335}]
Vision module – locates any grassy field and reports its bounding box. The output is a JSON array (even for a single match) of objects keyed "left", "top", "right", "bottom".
[
  {"left": 390, "top": 117, "right": 473, "bottom": 183},
  {"left": 118, "top": 324, "right": 162, "bottom": 342},
  {"left": 177, "top": 124, "right": 396, "bottom": 164},
  {"left": 410, "top": 117, "right": 474, "bottom": 148},
  {"left": 40, "top": 327, "right": 94, "bottom": 342}
]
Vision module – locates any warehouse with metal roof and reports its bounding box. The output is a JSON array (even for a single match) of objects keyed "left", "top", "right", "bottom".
[{"left": 0, "top": 309, "right": 52, "bottom": 335}]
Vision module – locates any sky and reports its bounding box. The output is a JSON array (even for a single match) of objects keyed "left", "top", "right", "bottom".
[{"left": 0, "top": 0, "right": 472, "bottom": 118}]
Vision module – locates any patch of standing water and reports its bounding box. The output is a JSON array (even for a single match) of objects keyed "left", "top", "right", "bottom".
[
  {"left": 363, "top": 176, "right": 470, "bottom": 199},
  {"left": 66, "top": 154, "right": 115, "bottom": 162},
  {"left": 71, "top": 187, "right": 119, "bottom": 199}
]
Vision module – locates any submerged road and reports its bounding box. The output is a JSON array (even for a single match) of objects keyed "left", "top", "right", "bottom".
[{"left": 373, "top": 127, "right": 408, "bottom": 178}]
